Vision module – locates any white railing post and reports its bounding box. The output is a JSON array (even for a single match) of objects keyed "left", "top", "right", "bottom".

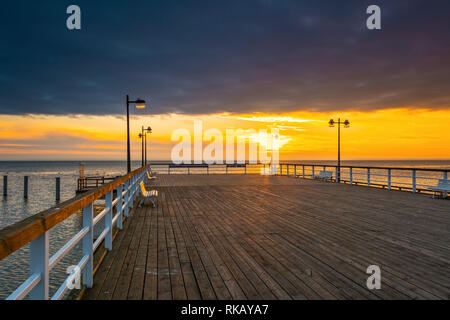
[
  {"left": 124, "top": 180, "right": 130, "bottom": 217},
  {"left": 312, "top": 166, "right": 315, "bottom": 179},
  {"left": 29, "top": 232, "right": 49, "bottom": 300},
  {"left": 335, "top": 167, "right": 339, "bottom": 183},
  {"left": 116, "top": 184, "right": 123, "bottom": 230},
  {"left": 444, "top": 172, "right": 448, "bottom": 181},
  {"left": 412, "top": 169, "right": 417, "bottom": 193},
  {"left": 294, "top": 164, "right": 297, "bottom": 177},
  {"left": 367, "top": 168, "right": 371, "bottom": 187},
  {"left": 244, "top": 164, "right": 247, "bottom": 175},
  {"left": 388, "top": 169, "right": 392, "bottom": 190},
  {"left": 105, "top": 190, "right": 113, "bottom": 250},
  {"left": 349, "top": 168, "right": 353, "bottom": 185},
  {"left": 135, "top": 174, "right": 139, "bottom": 198},
  {"left": 130, "top": 176, "right": 136, "bottom": 208},
  {"left": 302, "top": 165, "right": 305, "bottom": 179},
  {"left": 128, "top": 176, "right": 133, "bottom": 209},
  {"left": 82, "top": 203, "right": 93, "bottom": 288}
]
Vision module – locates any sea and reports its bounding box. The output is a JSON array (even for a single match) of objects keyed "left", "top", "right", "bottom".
[{"left": 0, "top": 160, "right": 449, "bottom": 299}]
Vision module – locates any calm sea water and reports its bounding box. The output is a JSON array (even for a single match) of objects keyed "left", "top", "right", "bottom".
[
  {"left": 0, "top": 160, "right": 141, "bottom": 299},
  {"left": 0, "top": 160, "right": 449, "bottom": 299}
]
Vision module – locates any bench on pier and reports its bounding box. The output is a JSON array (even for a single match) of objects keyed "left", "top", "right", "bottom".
[
  {"left": 313, "top": 171, "right": 333, "bottom": 182},
  {"left": 139, "top": 181, "right": 158, "bottom": 207},
  {"left": 168, "top": 163, "right": 209, "bottom": 174},
  {"left": 430, "top": 179, "right": 450, "bottom": 199},
  {"left": 147, "top": 171, "right": 157, "bottom": 181},
  {"left": 168, "top": 164, "right": 209, "bottom": 168}
]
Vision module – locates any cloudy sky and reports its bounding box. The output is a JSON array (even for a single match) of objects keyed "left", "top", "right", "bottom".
[{"left": 0, "top": 0, "right": 449, "bottom": 160}]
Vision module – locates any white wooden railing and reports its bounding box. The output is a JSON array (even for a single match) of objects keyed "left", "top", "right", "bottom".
[
  {"left": 276, "top": 163, "right": 449, "bottom": 194},
  {"left": 147, "top": 163, "right": 449, "bottom": 194},
  {"left": 0, "top": 165, "right": 150, "bottom": 300}
]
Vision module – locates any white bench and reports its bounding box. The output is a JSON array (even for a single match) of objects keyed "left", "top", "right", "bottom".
[
  {"left": 146, "top": 171, "right": 157, "bottom": 181},
  {"left": 430, "top": 179, "right": 450, "bottom": 198},
  {"left": 314, "top": 171, "right": 333, "bottom": 182},
  {"left": 139, "top": 181, "right": 158, "bottom": 207}
]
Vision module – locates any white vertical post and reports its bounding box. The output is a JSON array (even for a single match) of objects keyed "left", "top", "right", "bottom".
[
  {"left": 388, "top": 169, "right": 392, "bottom": 190},
  {"left": 105, "top": 190, "right": 113, "bottom": 250},
  {"left": 29, "top": 232, "right": 49, "bottom": 300},
  {"left": 443, "top": 172, "right": 448, "bottom": 181},
  {"left": 263, "top": 164, "right": 266, "bottom": 175},
  {"left": 124, "top": 180, "right": 130, "bottom": 217},
  {"left": 349, "top": 168, "right": 353, "bottom": 185},
  {"left": 244, "top": 164, "right": 247, "bottom": 175},
  {"left": 130, "top": 176, "right": 136, "bottom": 208},
  {"left": 367, "top": 168, "right": 371, "bottom": 187},
  {"left": 294, "top": 164, "right": 297, "bottom": 177},
  {"left": 82, "top": 203, "right": 93, "bottom": 288},
  {"left": 312, "top": 166, "right": 315, "bottom": 179},
  {"left": 135, "top": 174, "right": 139, "bottom": 200},
  {"left": 287, "top": 165, "right": 289, "bottom": 177},
  {"left": 412, "top": 169, "right": 417, "bottom": 193},
  {"left": 128, "top": 176, "right": 133, "bottom": 209},
  {"left": 335, "top": 167, "right": 339, "bottom": 183},
  {"left": 116, "top": 184, "right": 123, "bottom": 230},
  {"left": 302, "top": 165, "right": 305, "bottom": 179}
]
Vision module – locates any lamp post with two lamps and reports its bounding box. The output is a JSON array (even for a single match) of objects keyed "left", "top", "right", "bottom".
[
  {"left": 328, "top": 118, "right": 350, "bottom": 183},
  {"left": 139, "top": 126, "right": 152, "bottom": 166}
]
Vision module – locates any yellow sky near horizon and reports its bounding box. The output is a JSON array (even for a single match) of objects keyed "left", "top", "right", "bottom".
[{"left": 0, "top": 108, "right": 449, "bottom": 161}]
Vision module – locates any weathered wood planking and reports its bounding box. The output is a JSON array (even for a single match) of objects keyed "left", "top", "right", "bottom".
[{"left": 83, "top": 174, "right": 450, "bottom": 300}]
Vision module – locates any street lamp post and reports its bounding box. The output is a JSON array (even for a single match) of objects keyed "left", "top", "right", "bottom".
[
  {"left": 328, "top": 118, "right": 350, "bottom": 183},
  {"left": 139, "top": 126, "right": 145, "bottom": 167},
  {"left": 126, "top": 95, "right": 146, "bottom": 173},
  {"left": 139, "top": 126, "right": 152, "bottom": 167},
  {"left": 139, "top": 126, "right": 152, "bottom": 166},
  {"left": 144, "top": 126, "right": 152, "bottom": 165},
  {"left": 144, "top": 132, "right": 147, "bottom": 165}
]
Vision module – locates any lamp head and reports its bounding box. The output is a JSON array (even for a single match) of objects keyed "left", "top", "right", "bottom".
[
  {"left": 138, "top": 133, "right": 143, "bottom": 138},
  {"left": 146, "top": 126, "right": 152, "bottom": 133},
  {"left": 328, "top": 119, "right": 335, "bottom": 127},
  {"left": 344, "top": 119, "right": 350, "bottom": 127},
  {"left": 135, "top": 98, "right": 146, "bottom": 109}
]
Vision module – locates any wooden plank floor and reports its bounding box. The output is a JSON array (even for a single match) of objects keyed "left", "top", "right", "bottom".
[{"left": 82, "top": 174, "right": 450, "bottom": 300}]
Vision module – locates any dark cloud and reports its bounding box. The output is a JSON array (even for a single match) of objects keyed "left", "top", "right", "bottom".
[{"left": 0, "top": 0, "right": 449, "bottom": 115}]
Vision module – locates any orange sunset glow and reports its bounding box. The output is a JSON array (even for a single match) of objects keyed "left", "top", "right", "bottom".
[{"left": 1, "top": 108, "right": 449, "bottom": 160}]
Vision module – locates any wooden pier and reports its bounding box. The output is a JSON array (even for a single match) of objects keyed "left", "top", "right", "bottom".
[
  {"left": 82, "top": 174, "right": 450, "bottom": 300},
  {"left": 76, "top": 176, "right": 118, "bottom": 194}
]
